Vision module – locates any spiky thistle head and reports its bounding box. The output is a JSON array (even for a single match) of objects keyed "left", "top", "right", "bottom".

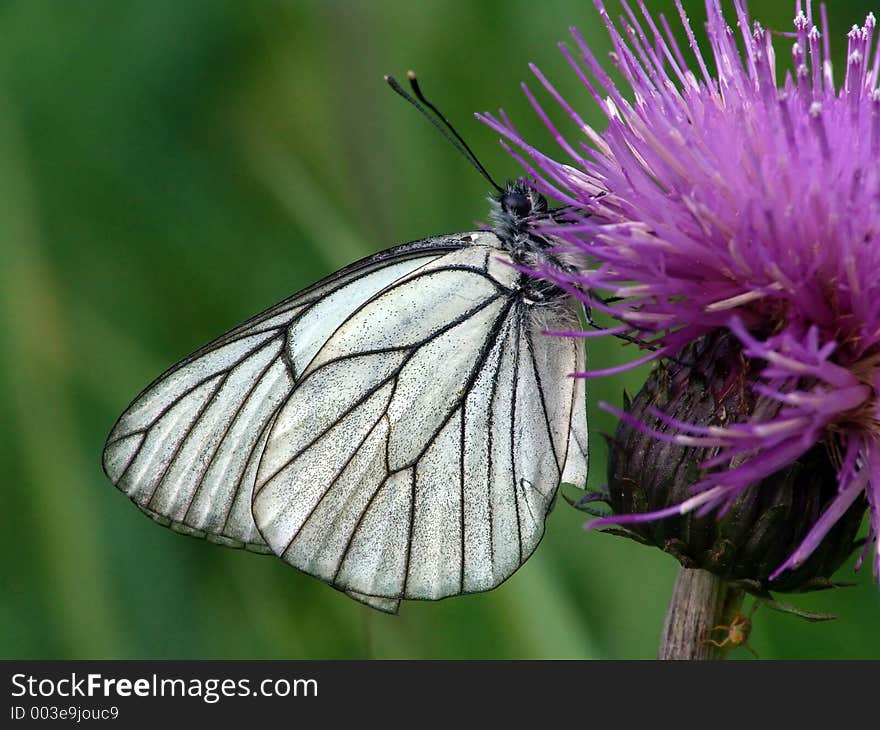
[{"left": 479, "top": 1, "right": 880, "bottom": 586}]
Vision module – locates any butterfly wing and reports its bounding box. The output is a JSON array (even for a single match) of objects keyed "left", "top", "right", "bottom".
[
  {"left": 252, "top": 235, "right": 588, "bottom": 602},
  {"left": 102, "top": 234, "right": 474, "bottom": 551},
  {"left": 345, "top": 590, "right": 401, "bottom": 615}
]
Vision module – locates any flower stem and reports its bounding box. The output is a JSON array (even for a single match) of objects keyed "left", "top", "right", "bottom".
[{"left": 658, "top": 567, "right": 744, "bottom": 660}]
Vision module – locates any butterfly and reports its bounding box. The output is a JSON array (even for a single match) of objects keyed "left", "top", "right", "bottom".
[{"left": 102, "top": 74, "right": 589, "bottom": 614}]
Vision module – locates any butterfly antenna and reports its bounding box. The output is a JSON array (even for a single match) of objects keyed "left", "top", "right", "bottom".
[
  {"left": 385, "top": 72, "right": 504, "bottom": 193},
  {"left": 405, "top": 72, "right": 503, "bottom": 193}
]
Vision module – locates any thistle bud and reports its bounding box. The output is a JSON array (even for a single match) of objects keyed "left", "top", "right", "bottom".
[{"left": 605, "top": 331, "right": 867, "bottom": 593}]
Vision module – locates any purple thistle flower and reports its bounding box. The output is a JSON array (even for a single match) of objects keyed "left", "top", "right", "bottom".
[{"left": 479, "top": 1, "right": 880, "bottom": 585}]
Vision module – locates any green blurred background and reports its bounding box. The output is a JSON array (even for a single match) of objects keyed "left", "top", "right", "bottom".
[{"left": 2, "top": 0, "right": 878, "bottom": 659}]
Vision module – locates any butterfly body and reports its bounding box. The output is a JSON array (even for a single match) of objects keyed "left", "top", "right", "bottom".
[{"left": 103, "top": 181, "right": 588, "bottom": 613}]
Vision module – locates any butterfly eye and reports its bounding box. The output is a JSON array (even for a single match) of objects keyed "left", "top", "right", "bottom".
[{"left": 501, "top": 191, "right": 532, "bottom": 218}]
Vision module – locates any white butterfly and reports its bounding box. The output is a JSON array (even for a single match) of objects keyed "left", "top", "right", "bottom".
[{"left": 103, "top": 177, "right": 588, "bottom": 614}]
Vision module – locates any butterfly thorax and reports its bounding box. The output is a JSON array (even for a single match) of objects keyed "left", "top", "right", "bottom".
[{"left": 489, "top": 180, "right": 571, "bottom": 305}]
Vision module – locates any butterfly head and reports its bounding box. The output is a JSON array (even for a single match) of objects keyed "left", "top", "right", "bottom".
[
  {"left": 491, "top": 179, "right": 555, "bottom": 252},
  {"left": 490, "top": 180, "right": 551, "bottom": 251},
  {"left": 497, "top": 180, "right": 547, "bottom": 222}
]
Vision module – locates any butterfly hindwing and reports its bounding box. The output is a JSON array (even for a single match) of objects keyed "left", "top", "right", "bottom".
[{"left": 251, "top": 234, "right": 587, "bottom": 602}]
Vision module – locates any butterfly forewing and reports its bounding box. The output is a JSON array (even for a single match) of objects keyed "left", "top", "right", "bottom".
[{"left": 102, "top": 235, "right": 472, "bottom": 551}]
